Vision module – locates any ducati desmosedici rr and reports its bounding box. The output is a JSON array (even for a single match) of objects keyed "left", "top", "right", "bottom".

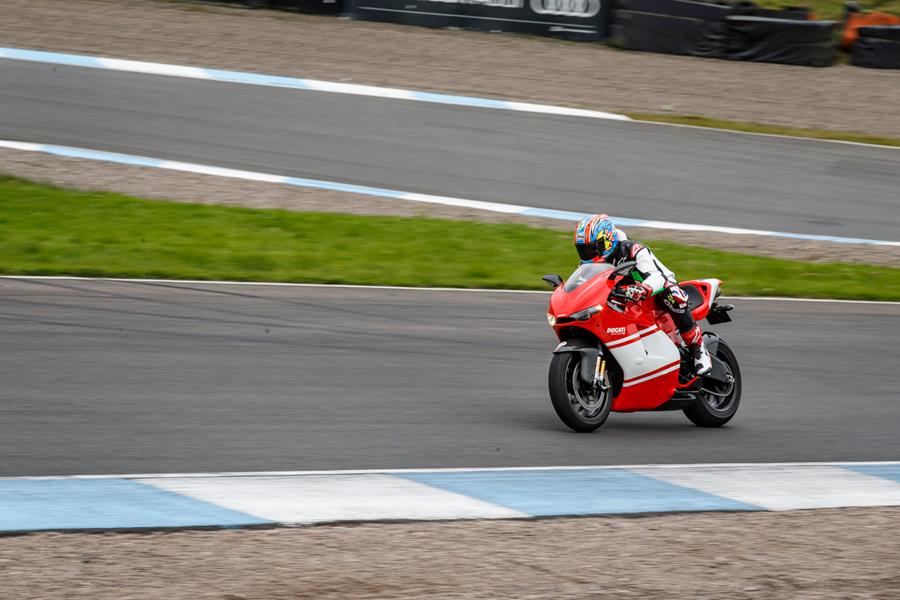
[{"left": 543, "top": 261, "right": 741, "bottom": 432}]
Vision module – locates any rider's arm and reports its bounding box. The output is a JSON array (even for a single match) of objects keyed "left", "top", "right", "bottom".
[{"left": 633, "top": 246, "right": 668, "bottom": 295}]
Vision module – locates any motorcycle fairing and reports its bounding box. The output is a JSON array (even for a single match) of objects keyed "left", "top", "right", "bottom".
[
  {"left": 603, "top": 321, "right": 681, "bottom": 412},
  {"left": 678, "top": 278, "right": 721, "bottom": 322},
  {"left": 548, "top": 267, "right": 723, "bottom": 413}
]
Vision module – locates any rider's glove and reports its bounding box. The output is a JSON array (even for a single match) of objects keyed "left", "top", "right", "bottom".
[{"left": 623, "top": 283, "right": 651, "bottom": 303}]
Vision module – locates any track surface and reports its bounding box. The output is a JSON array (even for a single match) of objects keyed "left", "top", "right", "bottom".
[
  {"left": 2, "top": 60, "right": 900, "bottom": 241},
  {"left": 2, "top": 278, "right": 898, "bottom": 476}
]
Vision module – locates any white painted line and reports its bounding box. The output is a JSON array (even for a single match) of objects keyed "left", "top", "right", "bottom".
[
  {"left": 157, "top": 160, "right": 288, "bottom": 183},
  {"left": 633, "top": 465, "right": 900, "bottom": 511},
  {"left": 6, "top": 462, "right": 900, "bottom": 482},
  {"left": 721, "top": 296, "right": 900, "bottom": 306},
  {"left": 0, "top": 47, "right": 629, "bottom": 122},
  {"left": 141, "top": 474, "right": 525, "bottom": 523},
  {"left": 2, "top": 276, "right": 899, "bottom": 305},
  {"left": 633, "top": 118, "right": 900, "bottom": 152},
  {"left": 4, "top": 47, "right": 897, "bottom": 150},
  {"left": 97, "top": 57, "right": 214, "bottom": 80}
]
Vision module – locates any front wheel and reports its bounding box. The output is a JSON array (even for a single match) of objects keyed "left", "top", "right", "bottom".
[
  {"left": 548, "top": 351, "right": 612, "bottom": 432},
  {"left": 683, "top": 338, "right": 741, "bottom": 427}
]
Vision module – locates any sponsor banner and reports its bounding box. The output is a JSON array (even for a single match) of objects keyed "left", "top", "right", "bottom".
[{"left": 347, "top": 0, "right": 609, "bottom": 40}]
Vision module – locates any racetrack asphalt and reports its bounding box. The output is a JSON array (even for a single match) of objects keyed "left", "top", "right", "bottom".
[
  {"left": 2, "top": 59, "right": 900, "bottom": 242},
  {"left": 2, "top": 277, "right": 898, "bottom": 476}
]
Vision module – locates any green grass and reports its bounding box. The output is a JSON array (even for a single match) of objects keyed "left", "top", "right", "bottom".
[
  {"left": 628, "top": 114, "right": 900, "bottom": 148},
  {"left": 1, "top": 176, "right": 898, "bottom": 300}
]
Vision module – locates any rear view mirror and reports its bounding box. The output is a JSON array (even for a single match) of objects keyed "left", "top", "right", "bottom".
[{"left": 542, "top": 274, "right": 564, "bottom": 289}]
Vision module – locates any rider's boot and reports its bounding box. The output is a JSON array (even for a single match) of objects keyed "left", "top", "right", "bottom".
[
  {"left": 682, "top": 325, "right": 712, "bottom": 376},
  {"left": 691, "top": 341, "right": 712, "bottom": 376}
]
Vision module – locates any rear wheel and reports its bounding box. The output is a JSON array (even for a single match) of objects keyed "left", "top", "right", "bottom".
[
  {"left": 548, "top": 350, "right": 612, "bottom": 432},
  {"left": 683, "top": 338, "right": 741, "bottom": 427}
]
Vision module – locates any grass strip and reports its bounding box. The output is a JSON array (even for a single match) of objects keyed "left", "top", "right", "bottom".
[
  {"left": 1, "top": 176, "right": 898, "bottom": 300},
  {"left": 628, "top": 114, "right": 900, "bottom": 148}
]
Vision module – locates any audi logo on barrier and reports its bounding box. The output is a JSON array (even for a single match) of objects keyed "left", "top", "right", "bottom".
[{"left": 530, "top": 0, "right": 600, "bottom": 17}]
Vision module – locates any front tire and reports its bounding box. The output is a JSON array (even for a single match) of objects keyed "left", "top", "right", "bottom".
[
  {"left": 548, "top": 351, "right": 612, "bottom": 432},
  {"left": 683, "top": 338, "right": 741, "bottom": 427}
]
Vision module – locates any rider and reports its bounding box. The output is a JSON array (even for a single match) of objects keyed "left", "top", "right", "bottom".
[{"left": 574, "top": 213, "right": 712, "bottom": 375}]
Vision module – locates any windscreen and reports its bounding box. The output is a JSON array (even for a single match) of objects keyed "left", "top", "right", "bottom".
[{"left": 563, "top": 262, "right": 614, "bottom": 292}]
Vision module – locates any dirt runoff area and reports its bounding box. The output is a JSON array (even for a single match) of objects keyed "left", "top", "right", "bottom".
[
  {"left": 2, "top": 508, "right": 900, "bottom": 599},
  {"left": 3, "top": 0, "right": 900, "bottom": 138}
]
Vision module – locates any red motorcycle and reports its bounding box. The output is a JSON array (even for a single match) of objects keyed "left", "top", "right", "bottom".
[{"left": 543, "top": 261, "right": 741, "bottom": 432}]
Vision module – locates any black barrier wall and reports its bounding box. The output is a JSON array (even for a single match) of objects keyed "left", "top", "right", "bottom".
[
  {"left": 347, "top": 0, "right": 610, "bottom": 40},
  {"left": 612, "top": 0, "right": 730, "bottom": 57},
  {"left": 725, "top": 16, "right": 837, "bottom": 66},
  {"left": 210, "top": 0, "right": 342, "bottom": 13},
  {"left": 609, "top": 0, "right": 837, "bottom": 66},
  {"left": 853, "top": 26, "right": 900, "bottom": 68}
]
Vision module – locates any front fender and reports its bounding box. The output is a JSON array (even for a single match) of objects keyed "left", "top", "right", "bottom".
[{"left": 553, "top": 339, "right": 600, "bottom": 386}]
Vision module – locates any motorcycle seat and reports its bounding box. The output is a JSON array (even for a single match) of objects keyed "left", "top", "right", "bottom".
[{"left": 679, "top": 283, "right": 705, "bottom": 311}]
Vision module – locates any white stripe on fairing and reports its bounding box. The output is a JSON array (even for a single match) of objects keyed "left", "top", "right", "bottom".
[
  {"left": 605, "top": 325, "right": 658, "bottom": 348},
  {"left": 633, "top": 465, "right": 900, "bottom": 511},
  {"left": 621, "top": 363, "right": 680, "bottom": 387},
  {"left": 3, "top": 138, "right": 898, "bottom": 248},
  {"left": 140, "top": 474, "right": 525, "bottom": 523}
]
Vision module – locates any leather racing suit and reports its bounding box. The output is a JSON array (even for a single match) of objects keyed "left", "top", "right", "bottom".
[{"left": 604, "top": 233, "right": 711, "bottom": 373}]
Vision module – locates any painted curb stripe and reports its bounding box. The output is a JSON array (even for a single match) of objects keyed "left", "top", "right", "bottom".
[
  {"left": 2, "top": 140, "right": 898, "bottom": 248},
  {"left": 634, "top": 465, "right": 900, "bottom": 511},
  {"left": 0, "top": 47, "right": 630, "bottom": 121},
  {"left": 5, "top": 463, "right": 900, "bottom": 532},
  {"left": 140, "top": 474, "right": 526, "bottom": 523},
  {"left": 400, "top": 469, "right": 760, "bottom": 516},
  {"left": 0, "top": 478, "right": 269, "bottom": 533}
]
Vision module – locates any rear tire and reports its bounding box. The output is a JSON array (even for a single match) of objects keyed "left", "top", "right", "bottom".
[
  {"left": 548, "top": 350, "right": 612, "bottom": 432},
  {"left": 683, "top": 338, "right": 741, "bottom": 427}
]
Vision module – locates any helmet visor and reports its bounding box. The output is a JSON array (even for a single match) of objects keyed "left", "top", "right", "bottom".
[{"left": 576, "top": 243, "right": 599, "bottom": 262}]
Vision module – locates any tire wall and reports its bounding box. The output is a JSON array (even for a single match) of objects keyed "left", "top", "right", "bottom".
[
  {"left": 610, "top": 0, "right": 838, "bottom": 66},
  {"left": 725, "top": 16, "right": 837, "bottom": 67},
  {"left": 852, "top": 26, "right": 900, "bottom": 68}
]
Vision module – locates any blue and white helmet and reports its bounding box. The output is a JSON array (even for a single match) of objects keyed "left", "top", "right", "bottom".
[{"left": 574, "top": 214, "right": 620, "bottom": 262}]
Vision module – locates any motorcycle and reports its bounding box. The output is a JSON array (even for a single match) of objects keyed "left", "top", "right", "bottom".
[{"left": 542, "top": 261, "right": 741, "bottom": 432}]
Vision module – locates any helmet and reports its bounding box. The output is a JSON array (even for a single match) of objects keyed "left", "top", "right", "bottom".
[{"left": 574, "top": 214, "right": 619, "bottom": 263}]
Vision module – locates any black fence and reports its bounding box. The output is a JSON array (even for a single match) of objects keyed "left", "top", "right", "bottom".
[
  {"left": 609, "top": 0, "right": 837, "bottom": 66},
  {"left": 212, "top": 0, "right": 342, "bottom": 13},
  {"left": 346, "top": 0, "right": 609, "bottom": 40},
  {"left": 206, "top": 0, "right": 900, "bottom": 68}
]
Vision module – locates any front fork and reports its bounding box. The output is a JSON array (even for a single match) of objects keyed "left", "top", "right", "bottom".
[{"left": 594, "top": 355, "right": 611, "bottom": 391}]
